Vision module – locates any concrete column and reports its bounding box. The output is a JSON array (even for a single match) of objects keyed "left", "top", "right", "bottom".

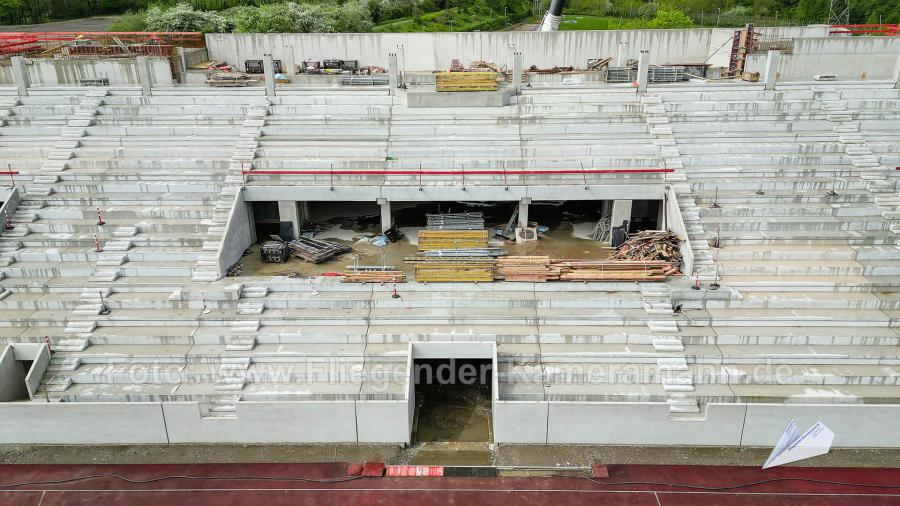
[
  {"left": 136, "top": 56, "right": 152, "bottom": 96},
  {"left": 10, "top": 56, "right": 29, "bottom": 96},
  {"left": 387, "top": 53, "right": 399, "bottom": 95},
  {"left": 893, "top": 43, "right": 900, "bottom": 89},
  {"left": 377, "top": 198, "right": 392, "bottom": 233},
  {"left": 512, "top": 51, "right": 523, "bottom": 94},
  {"left": 518, "top": 197, "right": 531, "bottom": 229},
  {"left": 263, "top": 54, "right": 275, "bottom": 97},
  {"left": 636, "top": 50, "right": 649, "bottom": 93},
  {"left": 763, "top": 49, "right": 781, "bottom": 91},
  {"left": 176, "top": 47, "right": 188, "bottom": 83},
  {"left": 616, "top": 42, "right": 629, "bottom": 67},
  {"left": 611, "top": 200, "right": 632, "bottom": 230},
  {"left": 277, "top": 201, "right": 299, "bottom": 241}
]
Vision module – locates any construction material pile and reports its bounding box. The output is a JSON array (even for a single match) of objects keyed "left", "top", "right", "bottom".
[
  {"left": 288, "top": 237, "right": 351, "bottom": 263},
  {"left": 206, "top": 71, "right": 254, "bottom": 87},
  {"left": 553, "top": 260, "right": 676, "bottom": 282},
  {"left": 260, "top": 240, "right": 290, "bottom": 263},
  {"left": 435, "top": 72, "right": 498, "bottom": 92},
  {"left": 496, "top": 256, "right": 560, "bottom": 282},
  {"left": 417, "top": 230, "right": 488, "bottom": 251},
  {"left": 423, "top": 248, "right": 506, "bottom": 258},
  {"left": 609, "top": 230, "right": 683, "bottom": 266},
  {"left": 414, "top": 259, "right": 495, "bottom": 283},
  {"left": 426, "top": 212, "right": 485, "bottom": 230},
  {"left": 342, "top": 271, "right": 406, "bottom": 283}
]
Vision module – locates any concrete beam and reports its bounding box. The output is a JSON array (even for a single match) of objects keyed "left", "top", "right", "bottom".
[
  {"left": 763, "top": 50, "right": 781, "bottom": 91},
  {"left": 611, "top": 199, "right": 632, "bottom": 230},
  {"left": 136, "top": 56, "right": 152, "bottom": 96},
  {"left": 10, "top": 57, "right": 29, "bottom": 96},
  {"left": 377, "top": 198, "right": 392, "bottom": 232},
  {"left": 637, "top": 50, "right": 649, "bottom": 93},
  {"left": 242, "top": 185, "right": 666, "bottom": 203},
  {"left": 277, "top": 200, "right": 299, "bottom": 240},
  {"left": 512, "top": 51, "right": 523, "bottom": 94},
  {"left": 617, "top": 42, "right": 629, "bottom": 67},
  {"left": 263, "top": 54, "right": 275, "bottom": 97}
]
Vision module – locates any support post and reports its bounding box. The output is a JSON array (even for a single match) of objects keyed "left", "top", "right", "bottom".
[
  {"left": 277, "top": 201, "right": 300, "bottom": 241},
  {"left": 611, "top": 199, "right": 632, "bottom": 230},
  {"left": 10, "top": 56, "right": 29, "bottom": 96},
  {"left": 636, "top": 50, "right": 649, "bottom": 93},
  {"left": 512, "top": 51, "right": 523, "bottom": 94},
  {"left": 135, "top": 56, "right": 152, "bottom": 96},
  {"left": 377, "top": 198, "right": 392, "bottom": 233},
  {"left": 763, "top": 49, "right": 780, "bottom": 91},
  {"left": 263, "top": 54, "right": 275, "bottom": 97},
  {"left": 518, "top": 197, "right": 531, "bottom": 229},
  {"left": 616, "top": 42, "right": 629, "bottom": 67},
  {"left": 387, "top": 53, "right": 399, "bottom": 95}
]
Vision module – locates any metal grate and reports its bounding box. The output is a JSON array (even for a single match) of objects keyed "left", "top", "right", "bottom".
[
  {"left": 604, "top": 67, "right": 633, "bottom": 83},
  {"left": 648, "top": 66, "right": 685, "bottom": 83}
]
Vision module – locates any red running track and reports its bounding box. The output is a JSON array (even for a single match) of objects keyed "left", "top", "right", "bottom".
[{"left": 1, "top": 462, "right": 899, "bottom": 505}]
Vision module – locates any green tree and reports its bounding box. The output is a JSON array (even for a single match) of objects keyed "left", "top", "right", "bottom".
[
  {"left": 0, "top": 0, "right": 22, "bottom": 23},
  {"left": 144, "top": 3, "right": 232, "bottom": 32},
  {"left": 648, "top": 6, "right": 694, "bottom": 28}
]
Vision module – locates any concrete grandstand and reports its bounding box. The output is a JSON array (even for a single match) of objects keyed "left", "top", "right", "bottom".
[{"left": 0, "top": 26, "right": 899, "bottom": 451}]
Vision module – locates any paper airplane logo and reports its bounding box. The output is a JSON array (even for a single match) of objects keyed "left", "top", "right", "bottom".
[{"left": 763, "top": 419, "right": 835, "bottom": 469}]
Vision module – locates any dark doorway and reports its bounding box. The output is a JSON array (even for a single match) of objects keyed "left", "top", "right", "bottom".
[
  {"left": 412, "top": 358, "right": 493, "bottom": 443},
  {"left": 630, "top": 200, "right": 661, "bottom": 233},
  {"left": 252, "top": 201, "right": 279, "bottom": 241}
]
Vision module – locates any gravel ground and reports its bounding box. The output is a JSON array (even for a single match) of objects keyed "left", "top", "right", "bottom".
[{"left": 2, "top": 443, "right": 899, "bottom": 468}]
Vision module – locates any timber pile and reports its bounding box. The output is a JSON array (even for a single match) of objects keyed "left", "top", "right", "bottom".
[
  {"left": 417, "top": 230, "right": 488, "bottom": 251},
  {"left": 288, "top": 237, "right": 351, "bottom": 263},
  {"left": 608, "top": 230, "right": 683, "bottom": 266},
  {"left": 414, "top": 259, "right": 495, "bottom": 282},
  {"left": 435, "top": 72, "right": 498, "bottom": 92},
  {"left": 426, "top": 212, "right": 485, "bottom": 230},
  {"left": 496, "top": 256, "right": 561, "bottom": 282},
  {"left": 423, "top": 248, "right": 506, "bottom": 258},
  {"left": 342, "top": 271, "right": 406, "bottom": 283},
  {"left": 552, "top": 260, "right": 677, "bottom": 281}
]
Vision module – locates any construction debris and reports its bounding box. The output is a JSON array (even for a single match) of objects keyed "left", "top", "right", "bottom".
[
  {"left": 426, "top": 212, "right": 485, "bottom": 230},
  {"left": 587, "top": 57, "right": 613, "bottom": 71},
  {"left": 260, "top": 240, "right": 290, "bottom": 263},
  {"left": 417, "top": 230, "right": 488, "bottom": 251},
  {"left": 609, "top": 230, "right": 683, "bottom": 266},
  {"left": 527, "top": 65, "right": 575, "bottom": 74},
  {"left": 273, "top": 269, "right": 304, "bottom": 278},
  {"left": 496, "top": 256, "right": 560, "bottom": 282},
  {"left": 288, "top": 237, "right": 352, "bottom": 263},
  {"left": 206, "top": 71, "right": 254, "bottom": 87},
  {"left": 435, "top": 72, "right": 498, "bottom": 92},
  {"left": 225, "top": 262, "right": 243, "bottom": 277},
  {"left": 342, "top": 271, "right": 406, "bottom": 283}
]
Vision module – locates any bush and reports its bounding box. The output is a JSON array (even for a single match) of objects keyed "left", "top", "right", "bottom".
[
  {"left": 108, "top": 11, "right": 149, "bottom": 31},
  {"left": 648, "top": 6, "right": 694, "bottom": 28},
  {"left": 144, "top": 3, "right": 232, "bottom": 32}
]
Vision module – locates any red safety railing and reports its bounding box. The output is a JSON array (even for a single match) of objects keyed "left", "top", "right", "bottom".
[
  {"left": 829, "top": 24, "right": 900, "bottom": 36},
  {"left": 0, "top": 32, "right": 204, "bottom": 56},
  {"left": 243, "top": 168, "right": 674, "bottom": 176}
]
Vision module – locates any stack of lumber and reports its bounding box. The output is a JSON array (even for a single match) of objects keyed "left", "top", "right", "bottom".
[
  {"left": 426, "top": 212, "right": 485, "bottom": 230},
  {"left": 417, "top": 230, "right": 488, "bottom": 251},
  {"left": 435, "top": 72, "right": 498, "bottom": 92},
  {"left": 288, "top": 237, "right": 351, "bottom": 263},
  {"left": 496, "top": 256, "right": 561, "bottom": 282},
  {"left": 608, "top": 230, "right": 683, "bottom": 265},
  {"left": 552, "top": 260, "right": 677, "bottom": 282},
  {"left": 342, "top": 271, "right": 406, "bottom": 283},
  {"left": 414, "top": 259, "right": 495, "bottom": 282},
  {"left": 424, "top": 248, "right": 506, "bottom": 258}
]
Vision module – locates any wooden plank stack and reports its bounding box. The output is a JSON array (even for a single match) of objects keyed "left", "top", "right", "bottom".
[
  {"left": 552, "top": 260, "right": 677, "bottom": 282},
  {"left": 417, "top": 230, "right": 488, "bottom": 251},
  {"left": 608, "top": 230, "right": 683, "bottom": 266},
  {"left": 426, "top": 212, "right": 485, "bottom": 230},
  {"left": 496, "top": 256, "right": 561, "bottom": 282},
  {"left": 435, "top": 72, "right": 498, "bottom": 92},
  {"left": 341, "top": 271, "right": 406, "bottom": 283},
  {"left": 288, "top": 237, "right": 351, "bottom": 263},
  {"left": 414, "top": 259, "right": 495, "bottom": 282}
]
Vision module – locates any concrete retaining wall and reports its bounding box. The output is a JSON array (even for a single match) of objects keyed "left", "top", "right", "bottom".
[
  {"left": 206, "top": 27, "right": 832, "bottom": 73},
  {"left": 665, "top": 185, "right": 693, "bottom": 275},
  {"left": 0, "top": 187, "right": 21, "bottom": 239},
  {"left": 0, "top": 58, "right": 173, "bottom": 87},
  {"left": 0, "top": 346, "right": 27, "bottom": 402},
  {"left": 745, "top": 37, "right": 900, "bottom": 82}
]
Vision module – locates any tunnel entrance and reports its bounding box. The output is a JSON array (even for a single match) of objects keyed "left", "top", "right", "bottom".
[{"left": 412, "top": 358, "right": 493, "bottom": 443}]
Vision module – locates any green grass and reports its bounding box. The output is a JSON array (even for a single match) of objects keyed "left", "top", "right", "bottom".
[
  {"left": 557, "top": 14, "right": 652, "bottom": 30},
  {"left": 373, "top": 6, "right": 515, "bottom": 33}
]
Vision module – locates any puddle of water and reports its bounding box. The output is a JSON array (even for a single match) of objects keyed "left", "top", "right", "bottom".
[{"left": 414, "top": 382, "right": 492, "bottom": 443}]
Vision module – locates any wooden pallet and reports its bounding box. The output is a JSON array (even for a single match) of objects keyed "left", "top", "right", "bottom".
[
  {"left": 496, "top": 256, "right": 561, "bottom": 282},
  {"left": 341, "top": 271, "right": 406, "bottom": 283}
]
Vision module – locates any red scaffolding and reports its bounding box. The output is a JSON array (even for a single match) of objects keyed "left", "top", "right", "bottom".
[
  {"left": 829, "top": 24, "right": 900, "bottom": 36},
  {"left": 0, "top": 32, "right": 204, "bottom": 57}
]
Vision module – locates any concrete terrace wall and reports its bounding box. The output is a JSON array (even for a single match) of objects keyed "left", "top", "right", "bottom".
[
  {"left": 746, "top": 37, "right": 900, "bottom": 81},
  {"left": 205, "top": 26, "right": 834, "bottom": 72},
  {"left": 217, "top": 191, "right": 254, "bottom": 277},
  {"left": 0, "top": 58, "right": 173, "bottom": 87},
  {"left": 0, "top": 346, "right": 28, "bottom": 402}
]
